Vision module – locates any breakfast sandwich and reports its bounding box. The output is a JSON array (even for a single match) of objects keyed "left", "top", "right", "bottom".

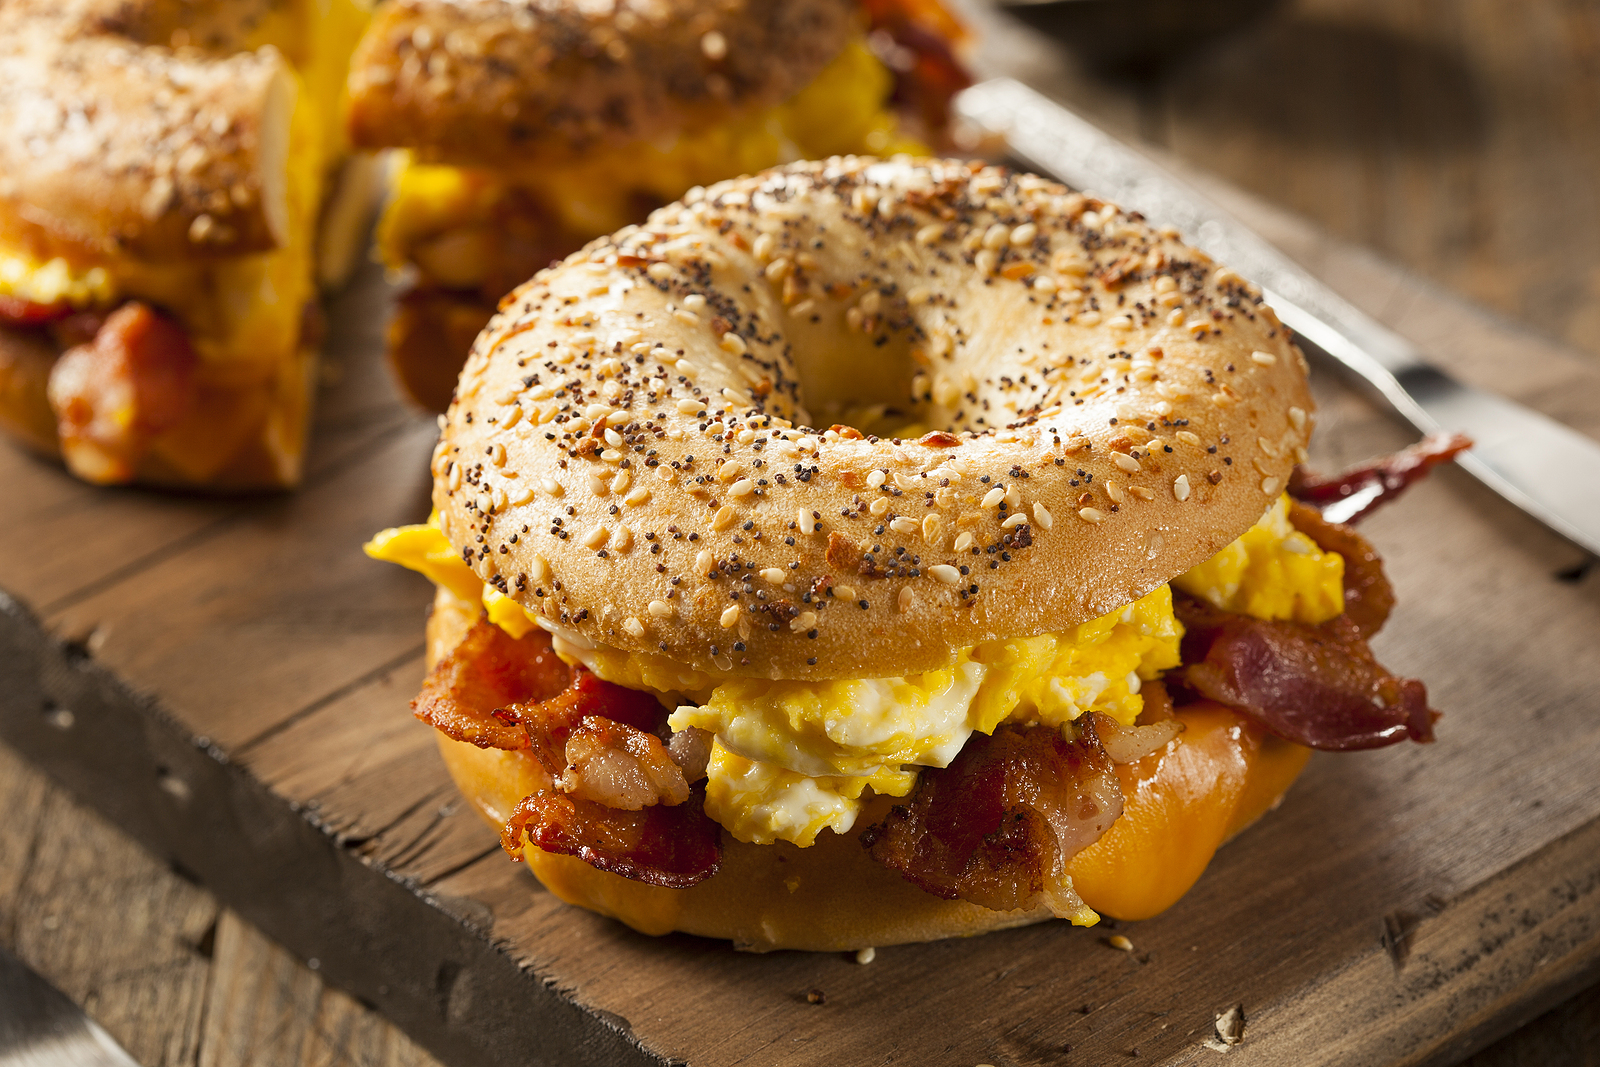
[
  {"left": 367, "top": 158, "right": 1459, "bottom": 951},
  {"left": 344, "top": 0, "right": 969, "bottom": 412},
  {"left": 0, "top": 0, "right": 373, "bottom": 488}
]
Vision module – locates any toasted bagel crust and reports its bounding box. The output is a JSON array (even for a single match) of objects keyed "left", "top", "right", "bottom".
[
  {"left": 0, "top": 14, "right": 293, "bottom": 261},
  {"left": 346, "top": 0, "right": 857, "bottom": 167},
  {"left": 434, "top": 158, "right": 1314, "bottom": 681}
]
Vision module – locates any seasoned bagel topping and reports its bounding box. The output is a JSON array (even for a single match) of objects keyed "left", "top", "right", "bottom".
[
  {"left": 432, "top": 157, "right": 1314, "bottom": 680},
  {"left": 348, "top": 0, "right": 859, "bottom": 167}
]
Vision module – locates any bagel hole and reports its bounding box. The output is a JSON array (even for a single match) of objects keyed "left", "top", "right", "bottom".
[{"left": 787, "top": 313, "right": 927, "bottom": 439}]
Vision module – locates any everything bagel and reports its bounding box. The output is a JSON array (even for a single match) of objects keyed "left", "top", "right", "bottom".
[
  {"left": 437, "top": 156, "right": 1314, "bottom": 681},
  {"left": 372, "top": 156, "right": 1448, "bottom": 948}
]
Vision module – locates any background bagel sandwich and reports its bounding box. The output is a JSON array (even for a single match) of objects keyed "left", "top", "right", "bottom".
[
  {"left": 369, "top": 157, "right": 1447, "bottom": 951},
  {"left": 0, "top": 0, "right": 374, "bottom": 488},
  {"left": 345, "top": 0, "right": 970, "bottom": 412}
]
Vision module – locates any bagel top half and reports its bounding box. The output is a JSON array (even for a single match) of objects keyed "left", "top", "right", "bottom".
[
  {"left": 434, "top": 157, "right": 1314, "bottom": 682},
  {"left": 346, "top": 0, "right": 858, "bottom": 168}
]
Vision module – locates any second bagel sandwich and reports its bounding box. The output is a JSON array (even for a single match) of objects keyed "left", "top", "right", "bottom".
[
  {"left": 345, "top": 0, "right": 969, "bottom": 412},
  {"left": 369, "top": 157, "right": 1442, "bottom": 951}
]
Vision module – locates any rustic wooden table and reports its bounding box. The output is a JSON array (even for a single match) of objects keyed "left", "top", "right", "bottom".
[{"left": 3, "top": 0, "right": 1598, "bottom": 1063}]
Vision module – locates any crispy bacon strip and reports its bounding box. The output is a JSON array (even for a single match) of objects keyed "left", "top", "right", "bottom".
[
  {"left": 862, "top": 0, "right": 972, "bottom": 145},
  {"left": 1176, "top": 595, "right": 1436, "bottom": 751},
  {"left": 45, "top": 301, "right": 197, "bottom": 484},
  {"left": 413, "top": 617, "right": 572, "bottom": 750},
  {"left": 1287, "top": 500, "right": 1394, "bottom": 639},
  {"left": 556, "top": 715, "right": 691, "bottom": 810},
  {"left": 0, "top": 294, "right": 71, "bottom": 327},
  {"left": 415, "top": 618, "right": 721, "bottom": 885},
  {"left": 861, "top": 721, "right": 1122, "bottom": 916},
  {"left": 1289, "top": 433, "right": 1472, "bottom": 525},
  {"left": 503, "top": 789, "right": 720, "bottom": 889}
]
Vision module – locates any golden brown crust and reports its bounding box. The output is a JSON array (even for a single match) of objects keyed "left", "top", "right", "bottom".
[
  {"left": 0, "top": 17, "right": 294, "bottom": 262},
  {"left": 346, "top": 0, "right": 858, "bottom": 167},
  {"left": 434, "top": 158, "right": 1315, "bottom": 681}
]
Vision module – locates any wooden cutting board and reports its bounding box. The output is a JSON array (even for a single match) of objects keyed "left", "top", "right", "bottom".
[{"left": 2, "top": 153, "right": 1598, "bottom": 1067}]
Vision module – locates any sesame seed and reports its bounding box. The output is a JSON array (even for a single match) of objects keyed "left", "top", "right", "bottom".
[
  {"left": 1261, "top": 476, "right": 1281, "bottom": 496},
  {"left": 713, "top": 506, "right": 738, "bottom": 531},
  {"left": 673, "top": 308, "right": 700, "bottom": 326},
  {"left": 648, "top": 600, "right": 674, "bottom": 618},
  {"left": 1129, "top": 486, "right": 1155, "bottom": 500},
  {"left": 1112, "top": 452, "right": 1141, "bottom": 473},
  {"left": 1108, "top": 935, "right": 1134, "bottom": 952},
  {"left": 1289, "top": 406, "right": 1307, "bottom": 431},
  {"left": 974, "top": 249, "right": 998, "bottom": 276},
  {"left": 720, "top": 332, "right": 747, "bottom": 355},
  {"left": 953, "top": 532, "right": 974, "bottom": 552},
  {"left": 981, "top": 487, "right": 1006, "bottom": 509},
  {"left": 613, "top": 526, "right": 633, "bottom": 552},
  {"left": 898, "top": 587, "right": 916, "bottom": 612},
  {"left": 622, "top": 617, "right": 646, "bottom": 638},
  {"left": 869, "top": 497, "right": 891, "bottom": 517},
  {"left": 530, "top": 555, "right": 550, "bottom": 581},
  {"left": 1004, "top": 485, "right": 1022, "bottom": 509},
  {"left": 1079, "top": 507, "right": 1106, "bottom": 523},
  {"left": 720, "top": 605, "right": 741, "bottom": 628},
  {"left": 1176, "top": 430, "right": 1201, "bottom": 446},
  {"left": 798, "top": 509, "right": 816, "bottom": 534},
  {"left": 584, "top": 403, "right": 612, "bottom": 421},
  {"left": 982, "top": 223, "right": 1011, "bottom": 250},
  {"left": 1250, "top": 350, "right": 1278, "bottom": 366},
  {"left": 930, "top": 564, "right": 962, "bottom": 585},
  {"left": 696, "top": 550, "right": 713, "bottom": 574},
  {"left": 1032, "top": 503, "right": 1053, "bottom": 529},
  {"left": 624, "top": 487, "right": 652, "bottom": 506},
  {"left": 922, "top": 514, "right": 943, "bottom": 542},
  {"left": 582, "top": 526, "right": 609, "bottom": 549},
  {"left": 728, "top": 478, "right": 755, "bottom": 497},
  {"left": 855, "top": 947, "right": 876, "bottom": 965},
  {"left": 760, "top": 568, "right": 785, "bottom": 583},
  {"left": 889, "top": 516, "right": 918, "bottom": 535},
  {"left": 916, "top": 223, "right": 943, "bottom": 245},
  {"left": 1001, "top": 513, "right": 1028, "bottom": 528},
  {"left": 1174, "top": 474, "right": 1191, "bottom": 501},
  {"left": 867, "top": 469, "right": 887, "bottom": 488},
  {"left": 1010, "top": 222, "right": 1038, "bottom": 246}
]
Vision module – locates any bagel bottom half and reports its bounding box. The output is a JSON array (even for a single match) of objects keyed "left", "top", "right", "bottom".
[{"left": 426, "top": 593, "right": 1310, "bottom": 951}]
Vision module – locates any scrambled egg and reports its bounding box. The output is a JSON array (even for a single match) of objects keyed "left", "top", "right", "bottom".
[
  {"left": 366, "top": 496, "right": 1345, "bottom": 848},
  {"left": 0, "top": 0, "right": 368, "bottom": 369},
  {"left": 377, "top": 38, "right": 921, "bottom": 287},
  {"left": 1173, "top": 494, "right": 1344, "bottom": 625}
]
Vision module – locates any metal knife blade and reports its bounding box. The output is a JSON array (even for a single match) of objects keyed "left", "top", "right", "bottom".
[
  {"left": 955, "top": 77, "right": 1600, "bottom": 558},
  {"left": 0, "top": 946, "right": 141, "bottom": 1067}
]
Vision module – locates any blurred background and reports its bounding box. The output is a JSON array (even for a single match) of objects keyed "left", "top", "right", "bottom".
[
  {"left": 3, "top": 1, "right": 1596, "bottom": 1065},
  {"left": 968, "top": 0, "right": 1600, "bottom": 372}
]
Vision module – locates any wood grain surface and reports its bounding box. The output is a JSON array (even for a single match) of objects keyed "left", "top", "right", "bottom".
[{"left": 3, "top": 0, "right": 1599, "bottom": 1064}]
